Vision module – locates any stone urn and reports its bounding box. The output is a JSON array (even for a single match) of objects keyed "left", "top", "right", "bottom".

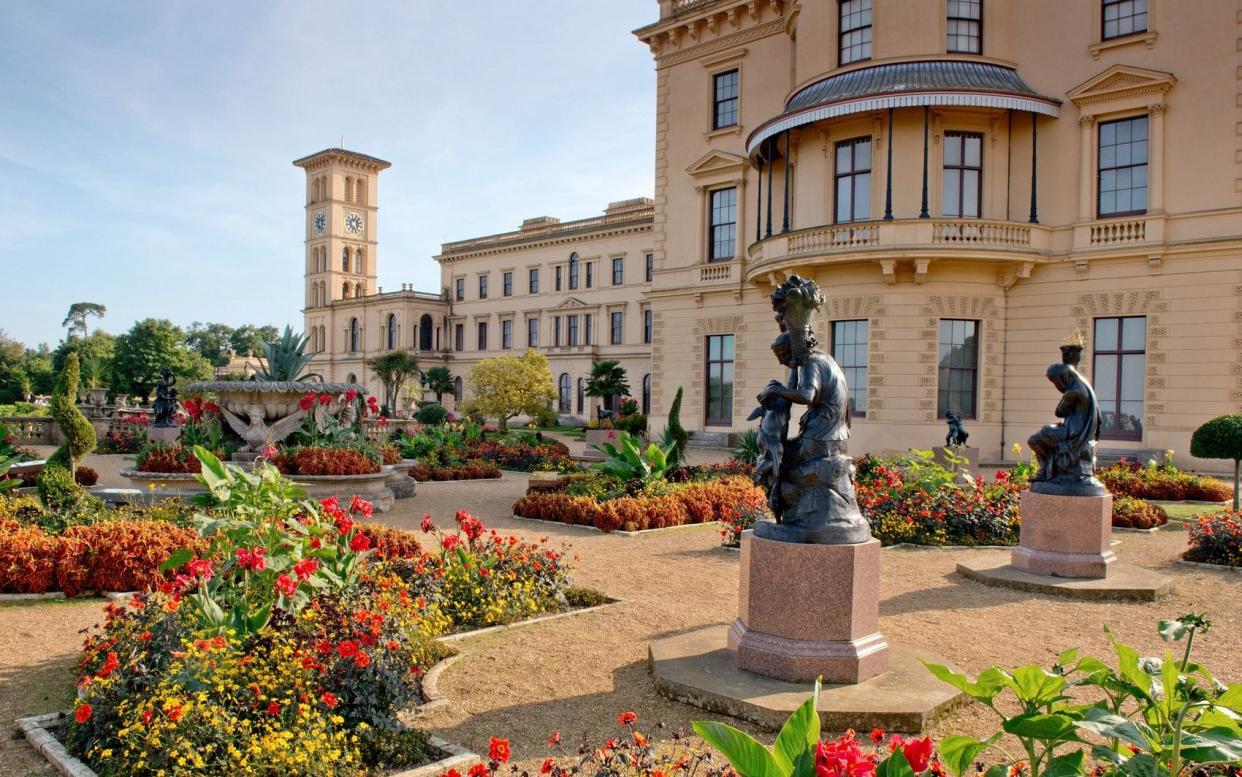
[{"left": 87, "top": 387, "right": 109, "bottom": 407}]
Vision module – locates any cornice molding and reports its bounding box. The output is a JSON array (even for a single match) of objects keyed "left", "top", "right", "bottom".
[
  {"left": 437, "top": 222, "right": 654, "bottom": 264},
  {"left": 655, "top": 18, "right": 786, "bottom": 69}
]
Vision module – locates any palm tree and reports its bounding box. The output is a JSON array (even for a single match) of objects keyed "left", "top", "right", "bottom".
[
  {"left": 424, "top": 365, "right": 455, "bottom": 404},
  {"left": 585, "top": 360, "right": 630, "bottom": 412}
]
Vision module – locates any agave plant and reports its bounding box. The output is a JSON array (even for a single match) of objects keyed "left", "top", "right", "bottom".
[
  {"left": 593, "top": 431, "right": 674, "bottom": 485},
  {"left": 253, "top": 326, "right": 320, "bottom": 382}
]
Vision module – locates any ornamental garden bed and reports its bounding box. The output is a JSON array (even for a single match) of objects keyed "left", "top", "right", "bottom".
[
  {"left": 396, "top": 424, "right": 580, "bottom": 481},
  {"left": 1182, "top": 511, "right": 1242, "bottom": 568}
]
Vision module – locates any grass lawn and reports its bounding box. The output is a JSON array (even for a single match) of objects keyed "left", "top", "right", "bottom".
[{"left": 1156, "top": 501, "right": 1229, "bottom": 522}]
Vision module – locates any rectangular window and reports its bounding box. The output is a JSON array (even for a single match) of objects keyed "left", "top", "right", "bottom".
[
  {"left": 937, "top": 319, "right": 979, "bottom": 419},
  {"left": 454, "top": 323, "right": 464, "bottom": 352},
  {"left": 454, "top": 278, "right": 464, "bottom": 301},
  {"left": 553, "top": 315, "right": 562, "bottom": 347},
  {"left": 645, "top": 253, "right": 654, "bottom": 282},
  {"left": 477, "top": 321, "right": 488, "bottom": 351},
  {"left": 942, "top": 131, "right": 983, "bottom": 218},
  {"left": 946, "top": 0, "right": 982, "bottom": 53},
  {"left": 832, "top": 320, "right": 869, "bottom": 417},
  {"left": 610, "top": 311, "right": 623, "bottom": 345},
  {"left": 502, "top": 319, "right": 513, "bottom": 349},
  {"left": 529, "top": 268, "right": 539, "bottom": 294},
  {"left": 586, "top": 262, "right": 593, "bottom": 288},
  {"left": 713, "top": 69, "right": 739, "bottom": 130},
  {"left": 839, "top": 0, "right": 872, "bottom": 65},
  {"left": 1102, "top": 0, "right": 1147, "bottom": 40},
  {"left": 555, "top": 266, "right": 563, "bottom": 291},
  {"left": 503, "top": 271, "right": 513, "bottom": 297},
  {"left": 567, "top": 315, "right": 579, "bottom": 347},
  {"left": 478, "top": 275, "right": 488, "bottom": 299},
  {"left": 835, "top": 137, "right": 872, "bottom": 223},
  {"left": 643, "top": 309, "right": 653, "bottom": 344},
  {"left": 708, "top": 187, "right": 737, "bottom": 262},
  {"left": 527, "top": 318, "right": 539, "bottom": 348},
  {"left": 1094, "top": 316, "right": 1146, "bottom": 440},
  {"left": 612, "top": 257, "right": 625, "bottom": 285},
  {"left": 1098, "top": 116, "right": 1148, "bottom": 217},
  {"left": 585, "top": 313, "right": 593, "bottom": 345},
  {"left": 705, "top": 334, "right": 735, "bottom": 426}
]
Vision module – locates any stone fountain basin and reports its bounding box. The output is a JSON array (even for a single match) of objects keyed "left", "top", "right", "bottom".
[
  {"left": 119, "top": 469, "right": 208, "bottom": 497},
  {"left": 287, "top": 468, "right": 395, "bottom": 513},
  {"left": 185, "top": 380, "right": 366, "bottom": 419}
]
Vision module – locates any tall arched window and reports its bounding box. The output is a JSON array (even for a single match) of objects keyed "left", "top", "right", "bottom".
[
  {"left": 576, "top": 377, "right": 585, "bottom": 415},
  {"left": 349, "top": 318, "right": 360, "bottom": 352},
  {"left": 354, "top": 248, "right": 363, "bottom": 274},
  {"left": 344, "top": 177, "right": 352, "bottom": 202},
  {"left": 419, "top": 314, "right": 433, "bottom": 351},
  {"left": 385, "top": 314, "right": 397, "bottom": 350},
  {"left": 354, "top": 282, "right": 363, "bottom": 298},
  {"left": 358, "top": 179, "right": 367, "bottom": 205},
  {"left": 342, "top": 282, "right": 350, "bottom": 299},
  {"left": 347, "top": 373, "right": 357, "bottom": 384},
  {"left": 319, "top": 326, "right": 326, "bottom": 352},
  {"left": 642, "top": 374, "right": 652, "bottom": 414},
  {"left": 568, "top": 252, "right": 580, "bottom": 290},
  {"left": 558, "top": 373, "right": 571, "bottom": 413},
  {"left": 342, "top": 247, "right": 350, "bottom": 272},
  {"left": 454, "top": 376, "right": 463, "bottom": 403}
]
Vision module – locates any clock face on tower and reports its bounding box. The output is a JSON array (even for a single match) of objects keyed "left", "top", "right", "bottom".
[
  {"left": 312, "top": 210, "right": 327, "bottom": 235},
  {"left": 344, "top": 212, "right": 365, "bottom": 236}
]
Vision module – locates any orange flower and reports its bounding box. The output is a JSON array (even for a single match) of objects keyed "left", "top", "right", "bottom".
[
  {"left": 489, "top": 737, "right": 511, "bottom": 763},
  {"left": 540, "top": 758, "right": 556, "bottom": 774},
  {"left": 618, "top": 711, "right": 638, "bottom": 726},
  {"left": 74, "top": 704, "right": 92, "bottom": 724},
  {"left": 633, "top": 732, "right": 649, "bottom": 747},
  {"left": 547, "top": 731, "right": 561, "bottom": 746}
]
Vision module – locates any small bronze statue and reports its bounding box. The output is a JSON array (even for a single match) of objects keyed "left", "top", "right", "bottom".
[
  {"left": 750, "top": 275, "right": 871, "bottom": 545},
  {"left": 151, "top": 369, "right": 179, "bottom": 428},
  {"left": 1027, "top": 333, "right": 1107, "bottom": 497},
  {"left": 944, "top": 410, "right": 969, "bottom": 447}
]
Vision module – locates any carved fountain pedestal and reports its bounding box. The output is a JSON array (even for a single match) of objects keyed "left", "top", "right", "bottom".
[{"left": 729, "top": 532, "right": 887, "bottom": 684}]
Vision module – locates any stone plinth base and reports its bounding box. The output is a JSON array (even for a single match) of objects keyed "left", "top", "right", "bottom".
[
  {"left": 1013, "top": 491, "right": 1114, "bottom": 578},
  {"left": 731, "top": 532, "right": 887, "bottom": 684},
  {"left": 146, "top": 426, "right": 180, "bottom": 445},
  {"left": 650, "top": 626, "right": 964, "bottom": 732},
  {"left": 957, "top": 552, "right": 1172, "bottom": 601}
]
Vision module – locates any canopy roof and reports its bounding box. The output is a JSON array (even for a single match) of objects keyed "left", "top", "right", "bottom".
[{"left": 748, "top": 60, "right": 1060, "bottom": 156}]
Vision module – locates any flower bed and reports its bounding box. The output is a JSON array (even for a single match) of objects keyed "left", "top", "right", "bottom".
[
  {"left": 97, "top": 416, "right": 149, "bottom": 454},
  {"left": 1098, "top": 459, "right": 1232, "bottom": 502},
  {"left": 274, "top": 445, "right": 382, "bottom": 476},
  {"left": 398, "top": 425, "right": 580, "bottom": 476},
  {"left": 513, "top": 475, "right": 765, "bottom": 533},
  {"left": 1183, "top": 511, "right": 1242, "bottom": 567},
  {"left": 136, "top": 442, "right": 205, "bottom": 473},
  {"left": 856, "top": 455, "right": 1021, "bottom": 546},
  {"left": 411, "top": 462, "right": 502, "bottom": 481},
  {"left": 1111, "top": 495, "right": 1169, "bottom": 530}
]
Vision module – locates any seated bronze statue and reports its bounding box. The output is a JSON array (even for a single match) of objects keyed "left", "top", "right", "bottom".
[{"left": 1028, "top": 362, "right": 1108, "bottom": 497}]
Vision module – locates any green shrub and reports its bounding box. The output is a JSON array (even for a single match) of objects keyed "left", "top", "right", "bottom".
[
  {"left": 36, "top": 464, "right": 84, "bottom": 512},
  {"left": 48, "top": 353, "right": 97, "bottom": 477},
  {"left": 1191, "top": 414, "right": 1242, "bottom": 509},
  {"left": 663, "top": 386, "right": 688, "bottom": 466},
  {"left": 413, "top": 403, "right": 448, "bottom": 425},
  {"left": 613, "top": 412, "right": 647, "bottom": 435},
  {"left": 563, "top": 586, "right": 609, "bottom": 608},
  {"left": 733, "top": 428, "right": 759, "bottom": 466}
]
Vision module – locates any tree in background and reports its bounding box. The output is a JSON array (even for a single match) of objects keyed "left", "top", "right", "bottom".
[
  {"left": 61, "top": 302, "right": 107, "bottom": 339},
  {"left": 231, "top": 324, "right": 280, "bottom": 358},
  {"left": 187, "top": 321, "right": 239, "bottom": 367},
  {"left": 366, "top": 351, "right": 419, "bottom": 414},
  {"left": 53, "top": 331, "right": 115, "bottom": 386},
  {"left": 0, "top": 331, "right": 27, "bottom": 403},
  {"left": 112, "top": 319, "right": 212, "bottom": 399},
  {"left": 424, "top": 365, "right": 455, "bottom": 404},
  {"left": 1190, "top": 414, "right": 1242, "bottom": 510},
  {"left": 585, "top": 359, "right": 630, "bottom": 412},
  {"left": 465, "top": 349, "right": 556, "bottom": 431}
]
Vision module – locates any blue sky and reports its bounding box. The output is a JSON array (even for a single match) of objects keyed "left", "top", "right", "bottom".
[{"left": 0, "top": 1, "right": 657, "bottom": 348}]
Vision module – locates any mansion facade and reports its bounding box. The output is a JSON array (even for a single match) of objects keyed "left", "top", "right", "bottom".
[{"left": 304, "top": 0, "right": 1242, "bottom": 470}]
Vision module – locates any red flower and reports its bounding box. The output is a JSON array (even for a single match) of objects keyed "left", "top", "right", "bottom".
[
  {"left": 300, "top": 393, "right": 315, "bottom": 412},
  {"left": 293, "top": 558, "right": 319, "bottom": 580},
  {"left": 350, "top": 532, "right": 372, "bottom": 552},
  {"left": 354, "top": 651, "right": 372, "bottom": 668},
  {"left": 186, "top": 558, "right": 214, "bottom": 581},
  {"left": 274, "top": 573, "right": 297, "bottom": 598},
  {"left": 468, "top": 765, "right": 489, "bottom": 777},
  {"left": 141, "top": 708, "right": 154, "bottom": 725},
  {"left": 318, "top": 393, "right": 332, "bottom": 406},
  {"left": 336, "top": 515, "right": 354, "bottom": 536},
  {"left": 349, "top": 495, "right": 374, "bottom": 518},
  {"left": 421, "top": 515, "right": 434, "bottom": 533},
  {"left": 98, "top": 652, "right": 120, "bottom": 678},
  {"left": 236, "top": 547, "right": 266, "bottom": 571},
  {"left": 442, "top": 535, "right": 460, "bottom": 551},
  {"left": 322, "top": 692, "right": 338, "bottom": 708},
  {"left": 902, "top": 737, "right": 934, "bottom": 773},
  {"left": 870, "top": 728, "right": 885, "bottom": 744},
  {"left": 446, "top": 771, "right": 463, "bottom": 777},
  {"left": 75, "top": 704, "right": 92, "bottom": 724},
  {"left": 489, "top": 737, "right": 511, "bottom": 763},
  {"left": 541, "top": 759, "right": 556, "bottom": 775},
  {"left": 338, "top": 641, "right": 360, "bottom": 658},
  {"left": 344, "top": 389, "right": 359, "bottom": 403},
  {"left": 139, "top": 630, "right": 152, "bottom": 642},
  {"left": 618, "top": 711, "right": 638, "bottom": 726},
  {"left": 166, "top": 704, "right": 183, "bottom": 722},
  {"left": 267, "top": 701, "right": 281, "bottom": 715},
  {"left": 547, "top": 731, "right": 561, "bottom": 746}
]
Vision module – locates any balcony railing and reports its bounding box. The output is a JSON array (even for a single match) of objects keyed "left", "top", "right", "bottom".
[
  {"left": 933, "top": 220, "right": 1032, "bottom": 246},
  {"left": 700, "top": 263, "right": 733, "bottom": 282},
  {"left": 788, "top": 224, "right": 880, "bottom": 253},
  {"left": 1089, "top": 217, "right": 1146, "bottom": 246}
]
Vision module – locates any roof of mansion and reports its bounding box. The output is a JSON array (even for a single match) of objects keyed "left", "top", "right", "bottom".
[{"left": 436, "top": 198, "right": 654, "bottom": 262}]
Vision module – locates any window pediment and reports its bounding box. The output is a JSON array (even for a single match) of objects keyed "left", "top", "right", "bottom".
[
  {"left": 552, "top": 296, "right": 591, "bottom": 310},
  {"left": 685, "top": 150, "right": 748, "bottom": 178},
  {"left": 1066, "top": 65, "right": 1175, "bottom": 108}
]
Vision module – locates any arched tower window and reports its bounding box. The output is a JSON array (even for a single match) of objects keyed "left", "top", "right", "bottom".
[
  {"left": 344, "top": 176, "right": 352, "bottom": 202},
  {"left": 419, "top": 314, "right": 433, "bottom": 351},
  {"left": 454, "top": 376, "right": 463, "bottom": 403},
  {"left": 342, "top": 282, "right": 350, "bottom": 299},
  {"left": 317, "top": 326, "right": 325, "bottom": 352},
  {"left": 354, "top": 282, "right": 363, "bottom": 298},
  {"left": 342, "top": 247, "right": 350, "bottom": 272},
  {"left": 385, "top": 314, "right": 397, "bottom": 350},
  {"left": 358, "top": 178, "right": 367, "bottom": 205},
  {"left": 311, "top": 178, "right": 318, "bottom": 203},
  {"left": 349, "top": 318, "right": 360, "bottom": 352},
  {"left": 354, "top": 248, "right": 363, "bottom": 274},
  {"left": 558, "top": 373, "right": 571, "bottom": 413}
]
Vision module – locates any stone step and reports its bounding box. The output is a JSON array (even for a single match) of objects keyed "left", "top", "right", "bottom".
[
  {"left": 1097, "top": 448, "right": 1162, "bottom": 466},
  {"left": 687, "top": 430, "right": 733, "bottom": 449}
]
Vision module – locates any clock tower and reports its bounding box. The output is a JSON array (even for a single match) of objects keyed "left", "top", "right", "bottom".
[{"left": 293, "top": 148, "right": 391, "bottom": 355}]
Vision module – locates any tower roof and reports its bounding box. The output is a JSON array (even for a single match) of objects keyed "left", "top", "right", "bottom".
[{"left": 292, "top": 148, "right": 392, "bottom": 171}]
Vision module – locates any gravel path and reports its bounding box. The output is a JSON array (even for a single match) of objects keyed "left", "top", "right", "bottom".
[{"left": 1, "top": 456, "right": 1239, "bottom": 776}]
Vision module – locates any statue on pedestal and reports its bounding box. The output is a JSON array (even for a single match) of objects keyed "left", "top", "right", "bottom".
[
  {"left": 945, "top": 410, "right": 969, "bottom": 447},
  {"left": 751, "top": 275, "right": 871, "bottom": 545},
  {"left": 151, "top": 369, "right": 179, "bottom": 428},
  {"left": 1027, "top": 332, "right": 1108, "bottom": 497}
]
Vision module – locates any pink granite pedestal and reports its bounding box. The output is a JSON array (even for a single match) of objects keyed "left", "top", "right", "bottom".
[
  {"left": 728, "top": 531, "right": 888, "bottom": 684},
  {"left": 146, "top": 426, "right": 180, "bottom": 445},
  {"left": 1011, "top": 491, "right": 1115, "bottom": 579}
]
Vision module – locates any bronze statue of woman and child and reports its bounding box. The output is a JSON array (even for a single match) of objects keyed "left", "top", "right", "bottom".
[{"left": 749, "top": 277, "right": 1104, "bottom": 546}]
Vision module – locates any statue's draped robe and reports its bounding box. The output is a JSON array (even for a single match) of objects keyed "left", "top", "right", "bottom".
[{"left": 1030, "top": 370, "right": 1101, "bottom": 480}]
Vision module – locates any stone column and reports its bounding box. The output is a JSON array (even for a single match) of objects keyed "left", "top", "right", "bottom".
[
  {"left": 1077, "top": 115, "right": 1095, "bottom": 220},
  {"left": 1147, "top": 103, "right": 1166, "bottom": 214}
]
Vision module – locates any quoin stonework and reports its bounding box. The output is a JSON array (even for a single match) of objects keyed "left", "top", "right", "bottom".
[{"left": 304, "top": 0, "right": 1242, "bottom": 471}]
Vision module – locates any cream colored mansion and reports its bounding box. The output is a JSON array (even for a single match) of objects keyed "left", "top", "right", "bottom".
[{"left": 303, "top": 0, "right": 1242, "bottom": 469}]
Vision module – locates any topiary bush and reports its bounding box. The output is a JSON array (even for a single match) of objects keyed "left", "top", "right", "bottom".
[
  {"left": 662, "top": 386, "right": 689, "bottom": 466},
  {"left": 47, "top": 352, "right": 97, "bottom": 475},
  {"left": 1190, "top": 414, "right": 1242, "bottom": 510},
  {"left": 414, "top": 403, "right": 448, "bottom": 426}
]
